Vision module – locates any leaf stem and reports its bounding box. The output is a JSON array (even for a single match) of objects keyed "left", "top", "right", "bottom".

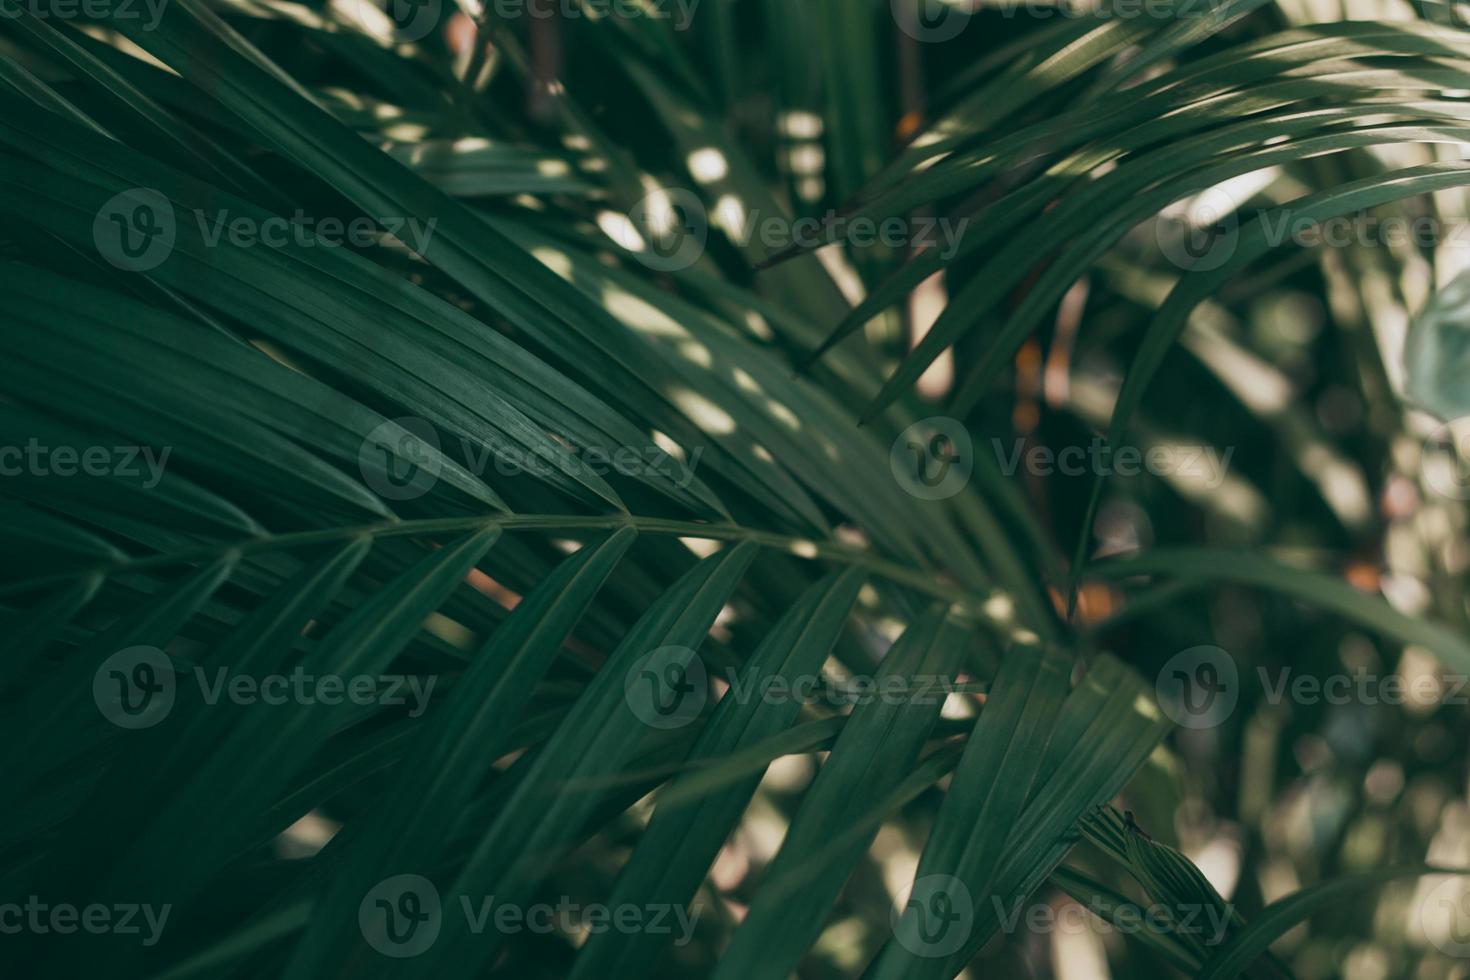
[{"left": 1, "top": 513, "right": 985, "bottom": 611}]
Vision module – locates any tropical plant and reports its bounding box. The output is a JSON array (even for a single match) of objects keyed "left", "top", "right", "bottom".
[{"left": 3, "top": 0, "right": 1470, "bottom": 976}]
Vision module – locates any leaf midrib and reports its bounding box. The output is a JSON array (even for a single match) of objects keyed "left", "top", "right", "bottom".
[{"left": 1, "top": 513, "right": 980, "bottom": 611}]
